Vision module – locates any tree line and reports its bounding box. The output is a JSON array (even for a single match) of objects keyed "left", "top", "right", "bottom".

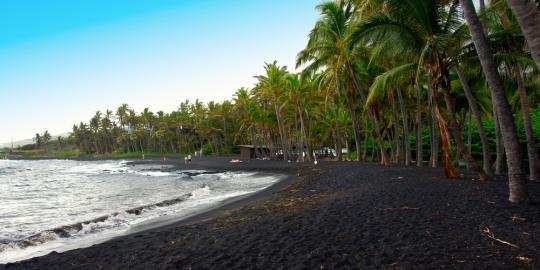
[{"left": 40, "top": 0, "right": 540, "bottom": 204}]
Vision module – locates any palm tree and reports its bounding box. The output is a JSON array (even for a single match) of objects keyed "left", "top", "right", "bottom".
[
  {"left": 89, "top": 111, "right": 102, "bottom": 153},
  {"left": 116, "top": 104, "right": 132, "bottom": 152},
  {"left": 515, "top": 63, "right": 540, "bottom": 181},
  {"left": 297, "top": 0, "right": 365, "bottom": 162},
  {"left": 488, "top": 3, "right": 540, "bottom": 181},
  {"left": 101, "top": 110, "right": 114, "bottom": 153},
  {"left": 57, "top": 136, "right": 65, "bottom": 150},
  {"left": 254, "top": 61, "right": 291, "bottom": 160},
  {"left": 34, "top": 133, "right": 42, "bottom": 149},
  {"left": 506, "top": 0, "right": 540, "bottom": 69},
  {"left": 41, "top": 131, "right": 51, "bottom": 151},
  {"left": 454, "top": 65, "right": 494, "bottom": 177},
  {"left": 285, "top": 73, "right": 311, "bottom": 162},
  {"left": 234, "top": 87, "right": 263, "bottom": 157},
  {"left": 460, "top": 0, "right": 529, "bottom": 203}
]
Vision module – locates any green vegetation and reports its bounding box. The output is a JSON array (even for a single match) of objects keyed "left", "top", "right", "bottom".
[
  {"left": 24, "top": 0, "right": 540, "bottom": 203},
  {"left": 21, "top": 151, "right": 86, "bottom": 159},
  {"left": 102, "top": 152, "right": 187, "bottom": 158}
]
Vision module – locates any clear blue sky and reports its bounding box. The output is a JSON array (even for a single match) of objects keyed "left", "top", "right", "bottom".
[{"left": 0, "top": 0, "right": 320, "bottom": 143}]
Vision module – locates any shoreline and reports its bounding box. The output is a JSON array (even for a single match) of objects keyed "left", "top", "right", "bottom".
[
  {"left": 125, "top": 169, "right": 298, "bottom": 236},
  {"left": 0, "top": 157, "right": 302, "bottom": 264},
  {"left": 123, "top": 157, "right": 306, "bottom": 235},
  {"left": 2, "top": 158, "right": 539, "bottom": 269}
]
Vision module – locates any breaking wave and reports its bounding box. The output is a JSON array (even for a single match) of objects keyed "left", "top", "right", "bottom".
[{"left": 0, "top": 160, "right": 283, "bottom": 263}]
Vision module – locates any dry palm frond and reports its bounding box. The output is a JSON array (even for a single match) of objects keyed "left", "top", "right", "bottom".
[{"left": 480, "top": 225, "right": 520, "bottom": 249}]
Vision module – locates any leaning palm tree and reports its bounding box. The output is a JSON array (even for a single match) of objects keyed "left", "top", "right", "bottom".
[
  {"left": 505, "top": 0, "right": 540, "bottom": 69},
  {"left": 454, "top": 65, "right": 494, "bottom": 177},
  {"left": 486, "top": 2, "right": 540, "bottom": 181},
  {"left": 460, "top": 0, "right": 529, "bottom": 203}
]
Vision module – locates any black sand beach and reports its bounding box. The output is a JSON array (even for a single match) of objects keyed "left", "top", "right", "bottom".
[{"left": 1, "top": 157, "right": 539, "bottom": 269}]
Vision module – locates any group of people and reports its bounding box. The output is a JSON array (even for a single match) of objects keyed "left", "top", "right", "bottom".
[{"left": 184, "top": 149, "right": 203, "bottom": 164}]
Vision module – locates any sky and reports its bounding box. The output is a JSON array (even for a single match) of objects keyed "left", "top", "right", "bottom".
[{"left": 0, "top": 0, "right": 320, "bottom": 143}]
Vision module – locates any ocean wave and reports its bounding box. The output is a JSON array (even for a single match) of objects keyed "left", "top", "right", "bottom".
[
  {"left": 62, "top": 160, "right": 132, "bottom": 175},
  {"left": 135, "top": 171, "right": 173, "bottom": 177},
  {"left": 0, "top": 184, "right": 212, "bottom": 253}
]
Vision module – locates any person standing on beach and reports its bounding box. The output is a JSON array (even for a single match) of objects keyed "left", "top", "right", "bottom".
[{"left": 188, "top": 154, "right": 192, "bottom": 164}]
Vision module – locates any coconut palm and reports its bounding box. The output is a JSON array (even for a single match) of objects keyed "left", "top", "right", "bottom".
[
  {"left": 461, "top": 0, "right": 529, "bottom": 203},
  {"left": 506, "top": 0, "right": 540, "bottom": 69},
  {"left": 485, "top": 2, "right": 540, "bottom": 181},
  {"left": 254, "top": 61, "right": 291, "bottom": 160},
  {"left": 297, "top": 0, "right": 370, "bottom": 162},
  {"left": 454, "top": 65, "right": 495, "bottom": 177},
  {"left": 33, "top": 133, "right": 42, "bottom": 149},
  {"left": 42, "top": 131, "right": 51, "bottom": 151}
]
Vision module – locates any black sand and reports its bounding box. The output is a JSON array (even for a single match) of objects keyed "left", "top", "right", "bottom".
[{"left": 1, "top": 157, "right": 539, "bottom": 269}]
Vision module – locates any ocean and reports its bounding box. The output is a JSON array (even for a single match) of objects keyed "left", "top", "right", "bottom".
[{"left": 0, "top": 159, "right": 282, "bottom": 263}]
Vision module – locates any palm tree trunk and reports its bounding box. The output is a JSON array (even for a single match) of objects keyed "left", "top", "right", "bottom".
[
  {"left": 250, "top": 126, "right": 261, "bottom": 159},
  {"left": 432, "top": 112, "right": 439, "bottom": 168},
  {"left": 462, "top": 0, "right": 529, "bottom": 203},
  {"left": 294, "top": 112, "right": 300, "bottom": 161},
  {"left": 363, "top": 128, "right": 369, "bottom": 161},
  {"left": 93, "top": 135, "right": 99, "bottom": 154},
  {"left": 433, "top": 104, "right": 458, "bottom": 178},
  {"left": 371, "top": 133, "right": 377, "bottom": 161},
  {"left": 428, "top": 69, "right": 456, "bottom": 177},
  {"left": 428, "top": 109, "right": 436, "bottom": 167},
  {"left": 349, "top": 66, "right": 384, "bottom": 162},
  {"left": 268, "top": 131, "right": 277, "bottom": 160},
  {"left": 396, "top": 88, "right": 412, "bottom": 166},
  {"left": 392, "top": 92, "right": 401, "bottom": 163},
  {"left": 430, "top": 102, "right": 440, "bottom": 168},
  {"left": 370, "top": 109, "right": 390, "bottom": 165},
  {"left": 455, "top": 65, "right": 494, "bottom": 177},
  {"left": 297, "top": 106, "right": 306, "bottom": 162},
  {"left": 345, "top": 132, "right": 351, "bottom": 161},
  {"left": 467, "top": 112, "right": 473, "bottom": 169},
  {"left": 415, "top": 84, "right": 423, "bottom": 166},
  {"left": 493, "top": 107, "right": 505, "bottom": 174},
  {"left": 303, "top": 121, "right": 313, "bottom": 161},
  {"left": 458, "top": 109, "right": 468, "bottom": 165},
  {"left": 479, "top": 0, "right": 485, "bottom": 12},
  {"left": 516, "top": 63, "right": 540, "bottom": 181},
  {"left": 274, "top": 103, "right": 289, "bottom": 160},
  {"left": 344, "top": 94, "right": 362, "bottom": 161},
  {"left": 131, "top": 140, "right": 137, "bottom": 153},
  {"left": 334, "top": 109, "right": 342, "bottom": 162},
  {"left": 507, "top": 0, "right": 540, "bottom": 69}
]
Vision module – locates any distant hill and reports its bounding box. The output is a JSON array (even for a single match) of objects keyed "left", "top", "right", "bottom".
[{"left": 0, "top": 133, "right": 70, "bottom": 149}]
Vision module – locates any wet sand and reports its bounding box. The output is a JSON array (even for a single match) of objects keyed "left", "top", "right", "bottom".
[{"left": 1, "top": 157, "right": 539, "bottom": 269}]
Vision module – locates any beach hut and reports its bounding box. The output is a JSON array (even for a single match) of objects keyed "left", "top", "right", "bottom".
[
  {"left": 238, "top": 145, "right": 256, "bottom": 159},
  {"left": 238, "top": 145, "right": 271, "bottom": 159}
]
